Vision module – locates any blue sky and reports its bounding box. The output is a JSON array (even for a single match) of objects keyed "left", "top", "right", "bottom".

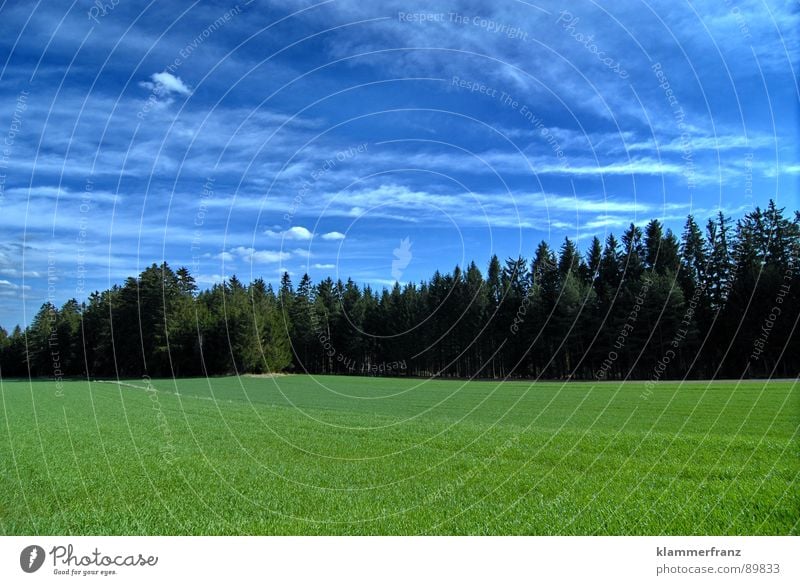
[{"left": 0, "top": 0, "right": 797, "bottom": 327}]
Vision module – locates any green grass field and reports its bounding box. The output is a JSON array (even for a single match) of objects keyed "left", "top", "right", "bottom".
[{"left": 0, "top": 375, "right": 797, "bottom": 535}]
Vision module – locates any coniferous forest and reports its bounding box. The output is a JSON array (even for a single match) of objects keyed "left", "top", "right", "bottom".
[{"left": 1, "top": 202, "right": 798, "bottom": 381}]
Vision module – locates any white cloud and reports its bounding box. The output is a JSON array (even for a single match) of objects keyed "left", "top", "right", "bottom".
[
  {"left": 264, "top": 226, "right": 314, "bottom": 240},
  {"left": 582, "top": 216, "right": 631, "bottom": 230},
  {"left": 321, "top": 231, "right": 346, "bottom": 240},
  {"left": 287, "top": 183, "right": 700, "bottom": 231},
  {"left": 228, "top": 246, "right": 291, "bottom": 264},
  {"left": 0, "top": 279, "right": 32, "bottom": 297},
  {"left": 625, "top": 134, "right": 775, "bottom": 154},
  {"left": 313, "top": 263, "right": 335, "bottom": 269},
  {"left": 541, "top": 159, "right": 688, "bottom": 177},
  {"left": 195, "top": 274, "right": 230, "bottom": 285},
  {"left": 139, "top": 71, "right": 192, "bottom": 96},
  {"left": 251, "top": 250, "right": 291, "bottom": 263}
]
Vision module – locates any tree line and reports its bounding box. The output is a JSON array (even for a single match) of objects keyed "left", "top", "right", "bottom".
[{"left": 1, "top": 201, "right": 797, "bottom": 381}]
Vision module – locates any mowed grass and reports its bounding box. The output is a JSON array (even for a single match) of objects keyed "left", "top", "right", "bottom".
[{"left": 0, "top": 374, "right": 797, "bottom": 535}]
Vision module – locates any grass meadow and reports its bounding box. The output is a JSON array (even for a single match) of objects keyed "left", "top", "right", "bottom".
[{"left": 0, "top": 375, "right": 797, "bottom": 535}]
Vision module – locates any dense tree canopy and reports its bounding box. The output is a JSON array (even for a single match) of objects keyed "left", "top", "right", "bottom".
[{"left": 1, "top": 202, "right": 797, "bottom": 381}]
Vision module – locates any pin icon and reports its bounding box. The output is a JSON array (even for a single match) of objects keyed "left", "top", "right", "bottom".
[{"left": 20, "top": 545, "right": 45, "bottom": 573}]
